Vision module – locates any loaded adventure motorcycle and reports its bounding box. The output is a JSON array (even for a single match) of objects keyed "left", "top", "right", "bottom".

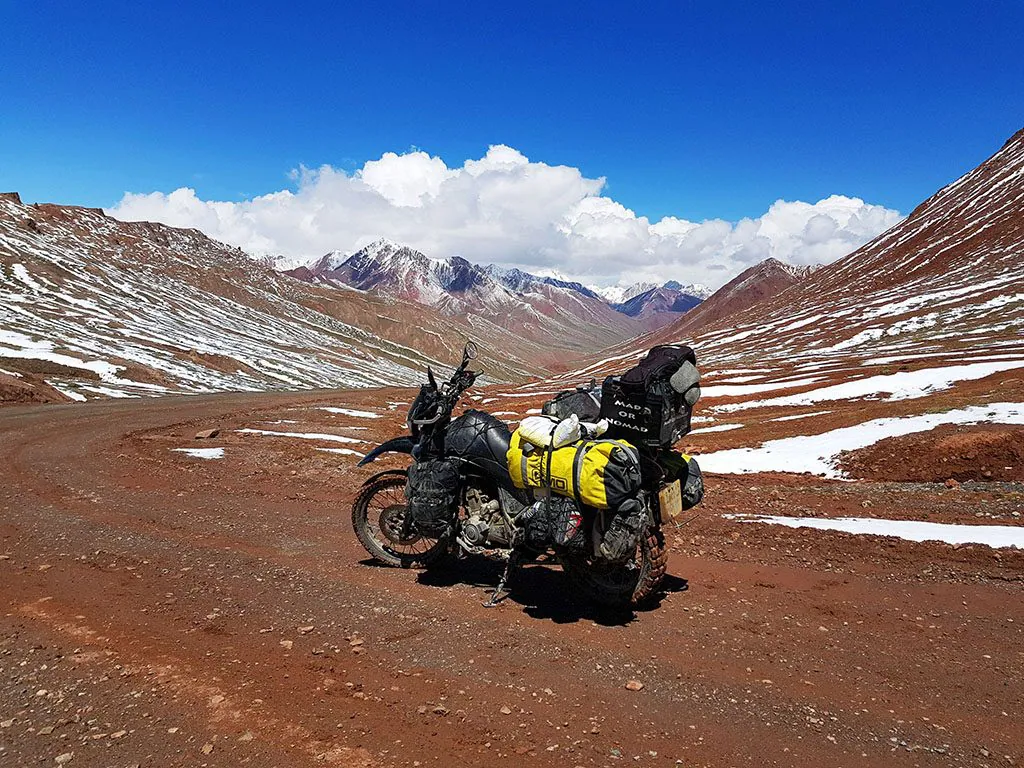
[{"left": 351, "top": 341, "right": 704, "bottom": 608}]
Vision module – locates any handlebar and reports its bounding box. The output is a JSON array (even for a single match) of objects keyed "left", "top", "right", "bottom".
[
  {"left": 411, "top": 412, "right": 445, "bottom": 427},
  {"left": 409, "top": 341, "right": 481, "bottom": 427},
  {"left": 411, "top": 370, "right": 477, "bottom": 426}
]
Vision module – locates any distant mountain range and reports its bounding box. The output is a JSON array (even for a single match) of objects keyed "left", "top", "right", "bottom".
[
  {"left": 595, "top": 280, "right": 712, "bottom": 305},
  {"left": 645, "top": 258, "right": 821, "bottom": 340},
  {"left": 283, "top": 239, "right": 714, "bottom": 333},
  {"left": 283, "top": 239, "right": 642, "bottom": 367},
  {"left": 609, "top": 281, "right": 710, "bottom": 331}
]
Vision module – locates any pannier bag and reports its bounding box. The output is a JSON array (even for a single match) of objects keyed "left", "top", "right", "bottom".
[
  {"left": 506, "top": 431, "right": 641, "bottom": 510},
  {"left": 600, "top": 344, "right": 700, "bottom": 447},
  {"left": 405, "top": 459, "right": 460, "bottom": 537},
  {"left": 681, "top": 456, "right": 704, "bottom": 509},
  {"left": 542, "top": 380, "right": 602, "bottom": 422}
]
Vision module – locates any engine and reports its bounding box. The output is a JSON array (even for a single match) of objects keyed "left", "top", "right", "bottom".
[{"left": 458, "top": 488, "right": 512, "bottom": 550}]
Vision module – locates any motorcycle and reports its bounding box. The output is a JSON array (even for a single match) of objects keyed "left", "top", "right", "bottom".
[{"left": 351, "top": 341, "right": 668, "bottom": 608}]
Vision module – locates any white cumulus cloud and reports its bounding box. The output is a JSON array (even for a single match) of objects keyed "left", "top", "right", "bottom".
[{"left": 108, "top": 145, "right": 902, "bottom": 289}]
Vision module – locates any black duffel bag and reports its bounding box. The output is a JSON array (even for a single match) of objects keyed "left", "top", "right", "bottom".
[
  {"left": 600, "top": 344, "right": 699, "bottom": 447},
  {"left": 405, "top": 459, "right": 460, "bottom": 537}
]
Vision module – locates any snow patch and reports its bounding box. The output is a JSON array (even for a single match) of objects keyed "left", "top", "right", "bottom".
[
  {"left": 726, "top": 514, "right": 1024, "bottom": 550},
  {"left": 236, "top": 429, "right": 365, "bottom": 444},
  {"left": 172, "top": 447, "right": 224, "bottom": 460},
  {"left": 702, "top": 377, "right": 821, "bottom": 399},
  {"left": 717, "top": 361, "right": 1024, "bottom": 411},
  {"left": 690, "top": 423, "right": 744, "bottom": 434},
  {"left": 318, "top": 407, "right": 382, "bottom": 418},
  {"left": 699, "top": 402, "right": 1024, "bottom": 479}
]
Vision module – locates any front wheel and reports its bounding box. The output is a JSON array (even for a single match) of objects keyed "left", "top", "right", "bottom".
[
  {"left": 351, "top": 472, "right": 449, "bottom": 568},
  {"left": 561, "top": 525, "right": 667, "bottom": 608}
]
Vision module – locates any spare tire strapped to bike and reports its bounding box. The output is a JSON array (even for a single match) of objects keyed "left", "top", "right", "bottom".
[{"left": 506, "top": 430, "right": 642, "bottom": 511}]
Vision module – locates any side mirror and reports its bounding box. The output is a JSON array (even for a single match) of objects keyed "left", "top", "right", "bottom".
[{"left": 463, "top": 340, "right": 478, "bottom": 362}]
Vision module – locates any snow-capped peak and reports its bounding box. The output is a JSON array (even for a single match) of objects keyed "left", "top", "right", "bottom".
[
  {"left": 596, "top": 280, "right": 712, "bottom": 304},
  {"left": 663, "top": 280, "right": 713, "bottom": 300},
  {"left": 594, "top": 282, "right": 660, "bottom": 304}
]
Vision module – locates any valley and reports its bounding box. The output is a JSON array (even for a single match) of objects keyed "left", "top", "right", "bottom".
[{"left": 1, "top": 118, "right": 1023, "bottom": 768}]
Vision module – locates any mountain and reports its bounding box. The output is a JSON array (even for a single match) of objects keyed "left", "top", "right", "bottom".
[
  {"left": 552, "top": 126, "right": 1024, "bottom": 406},
  {"left": 299, "top": 239, "right": 492, "bottom": 310},
  {"left": 0, "top": 196, "right": 581, "bottom": 403},
  {"left": 287, "top": 241, "right": 715, "bottom": 336},
  {"left": 596, "top": 282, "right": 660, "bottom": 304},
  {"left": 598, "top": 280, "right": 712, "bottom": 305},
  {"left": 613, "top": 283, "right": 706, "bottom": 331},
  {"left": 644, "top": 258, "right": 820, "bottom": 341},
  {"left": 285, "top": 239, "right": 642, "bottom": 364},
  {"left": 483, "top": 265, "right": 604, "bottom": 301},
  {"left": 678, "top": 126, "right": 1024, "bottom": 365}
]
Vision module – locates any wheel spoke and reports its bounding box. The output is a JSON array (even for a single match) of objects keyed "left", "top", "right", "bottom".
[{"left": 353, "top": 474, "right": 447, "bottom": 566}]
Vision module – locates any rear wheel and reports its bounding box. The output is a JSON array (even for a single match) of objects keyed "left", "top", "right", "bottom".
[
  {"left": 562, "top": 525, "right": 667, "bottom": 608},
  {"left": 351, "top": 473, "right": 449, "bottom": 568}
]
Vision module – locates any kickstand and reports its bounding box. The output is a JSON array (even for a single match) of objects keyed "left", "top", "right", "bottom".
[{"left": 483, "top": 553, "right": 520, "bottom": 608}]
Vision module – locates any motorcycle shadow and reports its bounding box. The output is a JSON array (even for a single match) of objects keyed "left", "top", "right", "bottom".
[{"left": 415, "top": 559, "right": 689, "bottom": 627}]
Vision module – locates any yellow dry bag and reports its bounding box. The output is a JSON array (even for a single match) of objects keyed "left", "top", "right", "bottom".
[{"left": 506, "top": 430, "right": 642, "bottom": 510}]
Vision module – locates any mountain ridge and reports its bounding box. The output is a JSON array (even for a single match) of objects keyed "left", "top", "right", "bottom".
[
  {"left": 0, "top": 198, "right": 593, "bottom": 402},
  {"left": 552, "top": 125, "right": 1024, "bottom": 392},
  {"left": 283, "top": 239, "right": 644, "bottom": 358},
  {"left": 285, "top": 240, "right": 714, "bottom": 331}
]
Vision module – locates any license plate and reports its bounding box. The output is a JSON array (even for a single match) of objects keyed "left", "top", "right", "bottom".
[{"left": 658, "top": 480, "right": 683, "bottom": 524}]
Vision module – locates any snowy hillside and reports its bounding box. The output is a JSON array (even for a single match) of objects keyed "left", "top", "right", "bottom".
[
  {"left": 285, "top": 239, "right": 642, "bottom": 358},
  {"left": 0, "top": 196, "right": 549, "bottom": 402},
  {"left": 491, "top": 127, "right": 1024, "bottom": 481}
]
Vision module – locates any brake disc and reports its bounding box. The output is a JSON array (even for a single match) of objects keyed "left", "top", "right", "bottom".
[{"left": 379, "top": 504, "right": 420, "bottom": 546}]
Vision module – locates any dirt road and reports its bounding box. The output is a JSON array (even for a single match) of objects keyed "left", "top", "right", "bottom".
[{"left": 1, "top": 392, "right": 1021, "bottom": 767}]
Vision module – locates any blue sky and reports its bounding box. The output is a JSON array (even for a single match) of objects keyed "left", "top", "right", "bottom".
[
  {"left": 3, "top": 1, "right": 1022, "bottom": 219},
  {"left": 2, "top": 2, "right": 1022, "bottom": 287}
]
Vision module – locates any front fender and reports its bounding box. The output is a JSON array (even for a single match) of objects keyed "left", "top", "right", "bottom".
[
  {"left": 361, "top": 468, "right": 409, "bottom": 487},
  {"left": 357, "top": 435, "right": 415, "bottom": 467}
]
